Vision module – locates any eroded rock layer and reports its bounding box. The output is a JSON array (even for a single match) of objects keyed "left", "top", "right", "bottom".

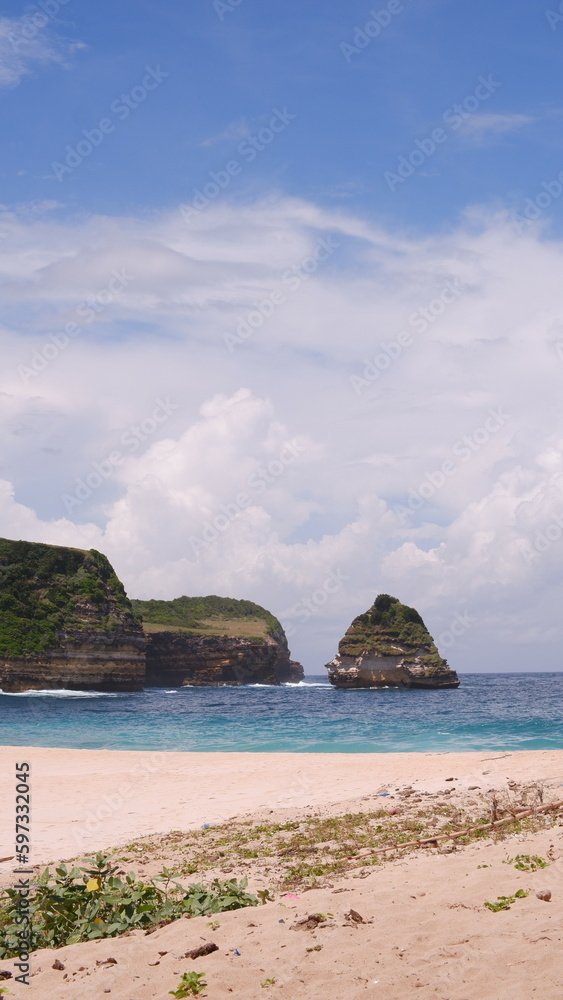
[
  {"left": 326, "top": 594, "right": 459, "bottom": 689},
  {"left": 144, "top": 632, "right": 281, "bottom": 686}
]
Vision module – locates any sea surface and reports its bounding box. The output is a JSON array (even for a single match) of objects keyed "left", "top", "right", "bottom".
[{"left": 1, "top": 673, "right": 562, "bottom": 753}]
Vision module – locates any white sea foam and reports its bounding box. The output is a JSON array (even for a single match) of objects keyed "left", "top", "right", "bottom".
[
  {"left": 246, "top": 682, "right": 331, "bottom": 688},
  {"left": 283, "top": 681, "right": 331, "bottom": 687},
  {"left": 0, "top": 688, "right": 123, "bottom": 699},
  {"left": 143, "top": 687, "right": 185, "bottom": 692}
]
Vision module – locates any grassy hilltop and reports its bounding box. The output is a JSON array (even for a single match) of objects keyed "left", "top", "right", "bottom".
[{"left": 131, "top": 595, "right": 284, "bottom": 643}]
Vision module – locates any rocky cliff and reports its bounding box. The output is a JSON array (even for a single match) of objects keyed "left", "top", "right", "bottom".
[
  {"left": 0, "top": 538, "right": 145, "bottom": 693},
  {"left": 0, "top": 539, "right": 303, "bottom": 692},
  {"left": 326, "top": 594, "right": 459, "bottom": 689},
  {"left": 132, "top": 595, "right": 304, "bottom": 686}
]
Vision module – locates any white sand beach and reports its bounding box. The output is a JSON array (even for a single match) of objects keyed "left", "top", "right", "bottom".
[
  {"left": 1, "top": 747, "right": 562, "bottom": 861},
  {"left": 0, "top": 747, "right": 562, "bottom": 999}
]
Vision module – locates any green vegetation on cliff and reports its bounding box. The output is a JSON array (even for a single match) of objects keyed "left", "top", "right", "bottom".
[
  {"left": 339, "top": 593, "right": 445, "bottom": 669},
  {"left": 131, "top": 595, "right": 283, "bottom": 642},
  {"left": 0, "top": 538, "right": 138, "bottom": 658}
]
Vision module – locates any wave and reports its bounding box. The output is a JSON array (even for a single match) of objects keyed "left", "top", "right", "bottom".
[
  {"left": 144, "top": 687, "right": 187, "bottom": 692},
  {"left": 246, "top": 682, "right": 331, "bottom": 688},
  {"left": 283, "top": 681, "right": 331, "bottom": 687},
  {"left": 0, "top": 688, "right": 124, "bottom": 699}
]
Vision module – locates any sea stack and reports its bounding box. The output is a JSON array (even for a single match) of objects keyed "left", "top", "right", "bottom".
[
  {"left": 326, "top": 593, "right": 459, "bottom": 689},
  {"left": 132, "top": 595, "right": 304, "bottom": 686},
  {"left": 0, "top": 538, "right": 146, "bottom": 693}
]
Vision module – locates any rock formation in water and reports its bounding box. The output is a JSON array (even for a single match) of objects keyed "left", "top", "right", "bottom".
[
  {"left": 0, "top": 538, "right": 145, "bottom": 693},
  {"left": 132, "top": 595, "right": 304, "bottom": 686},
  {"left": 326, "top": 594, "right": 459, "bottom": 689},
  {"left": 0, "top": 538, "right": 304, "bottom": 692}
]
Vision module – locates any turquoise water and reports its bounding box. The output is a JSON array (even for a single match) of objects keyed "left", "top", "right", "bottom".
[{"left": 1, "top": 674, "right": 562, "bottom": 753}]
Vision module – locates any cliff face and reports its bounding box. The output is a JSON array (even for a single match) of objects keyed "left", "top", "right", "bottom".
[
  {"left": 143, "top": 632, "right": 281, "bottom": 686},
  {"left": 0, "top": 541, "right": 304, "bottom": 692},
  {"left": 0, "top": 539, "right": 145, "bottom": 693},
  {"left": 132, "top": 595, "right": 304, "bottom": 686},
  {"left": 326, "top": 594, "right": 459, "bottom": 690}
]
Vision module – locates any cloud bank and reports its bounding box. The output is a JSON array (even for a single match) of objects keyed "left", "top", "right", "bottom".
[{"left": 1, "top": 195, "right": 562, "bottom": 672}]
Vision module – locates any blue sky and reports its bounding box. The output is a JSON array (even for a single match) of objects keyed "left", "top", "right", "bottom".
[
  {"left": 2, "top": 0, "right": 563, "bottom": 674},
  {"left": 2, "top": 0, "right": 563, "bottom": 229}
]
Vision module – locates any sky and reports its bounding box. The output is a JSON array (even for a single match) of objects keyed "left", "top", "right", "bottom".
[{"left": 1, "top": 0, "right": 563, "bottom": 674}]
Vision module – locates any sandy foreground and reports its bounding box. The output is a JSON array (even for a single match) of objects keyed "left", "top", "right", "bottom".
[{"left": 0, "top": 747, "right": 562, "bottom": 999}]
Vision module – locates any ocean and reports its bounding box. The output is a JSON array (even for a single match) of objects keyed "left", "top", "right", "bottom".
[{"left": 1, "top": 673, "right": 562, "bottom": 753}]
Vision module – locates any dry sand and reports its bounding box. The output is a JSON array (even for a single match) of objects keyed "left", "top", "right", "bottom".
[
  {"left": 0, "top": 747, "right": 562, "bottom": 999},
  {"left": 1, "top": 747, "right": 562, "bottom": 862}
]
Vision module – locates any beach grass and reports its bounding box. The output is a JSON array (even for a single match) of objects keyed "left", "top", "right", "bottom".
[
  {"left": 4, "top": 800, "right": 543, "bottom": 956},
  {"left": 104, "top": 781, "right": 557, "bottom": 892}
]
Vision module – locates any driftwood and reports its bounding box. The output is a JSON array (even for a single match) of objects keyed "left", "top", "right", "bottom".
[{"left": 360, "top": 798, "right": 563, "bottom": 860}]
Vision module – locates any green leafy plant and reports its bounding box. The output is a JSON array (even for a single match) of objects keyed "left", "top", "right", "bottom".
[
  {"left": 169, "top": 971, "right": 207, "bottom": 997},
  {"left": 503, "top": 854, "right": 549, "bottom": 871},
  {"left": 261, "top": 978, "right": 276, "bottom": 987},
  {"left": 0, "top": 853, "right": 257, "bottom": 958},
  {"left": 484, "top": 889, "right": 529, "bottom": 912}
]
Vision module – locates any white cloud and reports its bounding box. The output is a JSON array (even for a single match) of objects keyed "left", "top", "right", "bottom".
[
  {"left": 0, "top": 196, "right": 563, "bottom": 672},
  {"left": 0, "top": 15, "right": 77, "bottom": 88},
  {"left": 457, "top": 112, "right": 535, "bottom": 143},
  {"left": 200, "top": 117, "right": 251, "bottom": 147}
]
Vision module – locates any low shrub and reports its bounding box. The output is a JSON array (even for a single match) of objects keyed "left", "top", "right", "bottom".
[{"left": 0, "top": 853, "right": 257, "bottom": 957}]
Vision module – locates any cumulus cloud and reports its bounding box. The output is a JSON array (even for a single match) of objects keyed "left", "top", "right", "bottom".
[{"left": 0, "top": 196, "right": 562, "bottom": 672}]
